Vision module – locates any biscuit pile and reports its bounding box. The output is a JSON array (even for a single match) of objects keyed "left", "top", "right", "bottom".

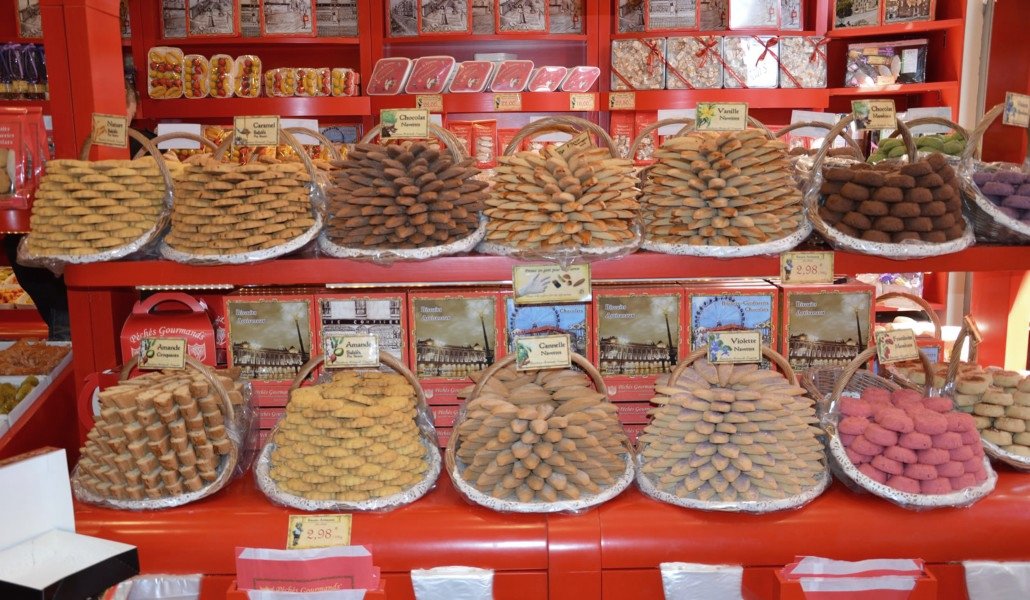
[
  {"left": 26, "top": 158, "right": 165, "bottom": 257},
  {"left": 269, "top": 371, "right": 429, "bottom": 502},
  {"left": 818, "top": 152, "right": 966, "bottom": 244},
  {"left": 165, "top": 157, "right": 316, "bottom": 256},
  {"left": 485, "top": 145, "right": 639, "bottom": 249},
  {"left": 454, "top": 365, "right": 629, "bottom": 503},
  {"left": 75, "top": 368, "right": 243, "bottom": 501},
  {"left": 838, "top": 387, "right": 988, "bottom": 495},
  {"left": 639, "top": 361, "right": 824, "bottom": 502},
  {"left": 972, "top": 170, "right": 1030, "bottom": 225},
  {"left": 326, "top": 141, "right": 487, "bottom": 248},
  {"left": 641, "top": 130, "right": 803, "bottom": 247},
  {"left": 963, "top": 370, "right": 1030, "bottom": 457}
]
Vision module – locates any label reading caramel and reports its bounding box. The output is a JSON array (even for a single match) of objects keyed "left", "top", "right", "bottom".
[{"left": 234, "top": 115, "right": 280, "bottom": 146}]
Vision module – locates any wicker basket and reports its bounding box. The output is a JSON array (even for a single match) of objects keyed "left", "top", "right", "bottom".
[
  {"left": 445, "top": 352, "right": 635, "bottom": 513},
  {"left": 876, "top": 291, "right": 944, "bottom": 392},
  {"left": 636, "top": 346, "right": 830, "bottom": 513},
  {"left": 879, "top": 116, "right": 970, "bottom": 164},
  {"left": 255, "top": 351, "right": 442, "bottom": 511}
]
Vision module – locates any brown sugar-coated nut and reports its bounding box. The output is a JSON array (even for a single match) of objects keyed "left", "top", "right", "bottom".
[
  {"left": 932, "top": 185, "right": 954, "bottom": 201},
  {"left": 922, "top": 231, "right": 947, "bottom": 243},
  {"left": 853, "top": 170, "right": 887, "bottom": 187},
  {"left": 842, "top": 211, "right": 872, "bottom": 230},
  {"left": 945, "top": 196, "right": 963, "bottom": 212},
  {"left": 893, "top": 231, "right": 922, "bottom": 243},
  {"left": 858, "top": 200, "right": 889, "bottom": 216},
  {"left": 927, "top": 153, "right": 948, "bottom": 170},
  {"left": 916, "top": 173, "right": 944, "bottom": 188},
  {"left": 851, "top": 162, "right": 873, "bottom": 171},
  {"left": 937, "top": 164, "right": 955, "bottom": 181},
  {"left": 931, "top": 213, "right": 956, "bottom": 229},
  {"left": 818, "top": 206, "right": 843, "bottom": 225},
  {"left": 873, "top": 187, "right": 904, "bottom": 203},
  {"left": 905, "top": 188, "right": 933, "bottom": 204},
  {"left": 885, "top": 174, "right": 916, "bottom": 189},
  {"left": 920, "top": 201, "right": 947, "bottom": 217},
  {"left": 823, "top": 167, "right": 854, "bottom": 182},
  {"left": 945, "top": 223, "right": 967, "bottom": 240},
  {"left": 861, "top": 230, "right": 892, "bottom": 243},
  {"left": 840, "top": 182, "right": 871, "bottom": 202},
  {"left": 872, "top": 216, "right": 905, "bottom": 232},
  {"left": 889, "top": 202, "right": 921, "bottom": 218},
  {"left": 835, "top": 222, "right": 859, "bottom": 237},
  {"left": 905, "top": 217, "right": 933, "bottom": 232},
  {"left": 900, "top": 162, "right": 933, "bottom": 177},
  {"left": 820, "top": 181, "right": 843, "bottom": 196},
  {"left": 824, "top": 194, "right": 854, "bottom": 213}
]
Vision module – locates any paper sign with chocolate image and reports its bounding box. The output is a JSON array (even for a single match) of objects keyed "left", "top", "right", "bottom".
[{"left": 227, "top": 299, "right": 313, "bottom": 380}]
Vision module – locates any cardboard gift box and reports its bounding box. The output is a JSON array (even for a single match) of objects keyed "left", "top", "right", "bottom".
[
  {"left": 120, "top": 292, "right": 217, "bottom": 367},
  {"left": 683, "top": 279, "right": 778, "bottom": 368},
  {"left": 317, "top": 292, "right": 407, "bottom": 363},
  {"left": 775, "top": 279, "right": 875, "bottom": 373},
  {"left": 833, "top": 0, "right": 882, "bottom": 29},
  {"left": 0, "top": 449, "right": 138, "bottom": 599},
  {"left": 503, "top": 295, "right": 593, "bottom": 363},
  {"left": 845, "top": 39, "right": 928, "bottom": 87}
]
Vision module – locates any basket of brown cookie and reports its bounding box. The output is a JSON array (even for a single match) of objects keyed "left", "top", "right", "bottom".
[
  {"left": 72, "top": 357, "right": 250, "bottom": 510},
  {"left": 19, "top": 128, "right": 173, "bottom": 266},
  {"left": 874, "top": 291, "right": 945, "bottom": 392},
  {"left": 636, "top": 346, "right": 830, "bottom": 513},
  {"left": 634, "top": 116, "right": 815, "bottom": 257},
  {"left": 255, "top": 351, "right": 441, "bottom": 511},
  {"left": 319, "top": 123, "right": 488, "bottom": 262},
  {"left": 160, "top": 128, "right": 324, "bottom": 264},
  {"left": 478, "top": 117, "right": 642, "bottom": 263},
  {"left": 823, "top": 346, "right": 996, "bottom": 510},
  {"left": 958, "top": 103, "right": 1030, "bottom": 244},
  {"left": 445, "top": 353, "right": 635, "bottom": 513},
  {"left": 806, "top": 115, "right": 975, "bottom": 258}
]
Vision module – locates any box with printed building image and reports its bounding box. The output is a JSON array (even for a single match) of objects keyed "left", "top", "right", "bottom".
[
  {"left": 318, "top": 293, "right": 407, "bottom": 363},
  {"left": 775, "top": 279, "right": 875, "bottom": 372},
  {"left": 504, "top": 296, "right": 592, "bottom": 363},
  {"left": 683, "top": 279, "right": 778, "bottom": 368}
]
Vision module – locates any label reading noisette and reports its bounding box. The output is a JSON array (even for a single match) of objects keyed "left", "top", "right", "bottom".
[
  {"left": 91, "top": 113, "right": 128, "bottom": 148},
  {"left": 324, "top": 334, "right": 379, "bottom": 369},
  {"left": 781, "top": 251, "right": 834, "bottom": 284},
  {"left": 234, "top": 116, "right": 280, "bottom": 147},
  {"left": 514, "top": 334, "right": 571, "bottom": 371},
  {"left": 513, "top": 263, "right": 591, "bottom": 305},
  {"left": 286, "top": 514, "right": 352, "bottom": 550},
  {"left": 695, "top": 102, "right": 748, "bottom": 131},
  {"left": 708, "top": 331, "right": 762, "bottom": 364},
  {"left": 852, "top": 99, "right": 896, "bottom": 130},
  {"left": 380, "top": 109, "right": 429, "bottom": 139},
  {"left": 875, "top": 329, "right": 919, "bottom": 365},
  {"left": 1003, "top": 92, "right": 1030, "bottom": 128},
  {"left": 138, "top": 337, "right": 186, "bottom": 370}
]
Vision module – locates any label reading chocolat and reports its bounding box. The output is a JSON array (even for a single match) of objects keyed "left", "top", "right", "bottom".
[
  {"left": 852, "top": 99, "right": 896, "bottom": 130},
  {"left": 380, "top": 109, "right": 429, "bottom": 139}
]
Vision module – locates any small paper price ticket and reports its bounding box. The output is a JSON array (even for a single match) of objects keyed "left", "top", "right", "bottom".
[
  {"left": 695, "top": 102, "right": 748, "bottom": 131},
  {"left": 91, "top": 113, "right": 128, "bottom": 148},
  {"left": 556, "top": 131, "right": 593, "bottom": 157},
  {"left": 851, "top": 99, "right": 896, "bottom": 130},
  {"left": 569, "top": 93, "right": 596, "bottom": 111},
  {"left": 514, "top": 334, "right": 572, "bottom": 371},
  {"left": 493, "top": 93, "right": 523, "bottom": 112},
  {"left": 708, "top": 331, "right": 762, "bottom": 364},
  {"left": 234, "top": 115, "right": 280, "bottom": 146},
  {"left": 286, "top": 514, "right": 352, "bottom": 550},
  {"left": 875, "top": 329, "right": 919, "bottom": 364},
  {"left": 415, "top": 94, "right": 444, "bottom": 112},
  {"left": 780, "top": 251, "right": 834, "bottom": 284},
  {"left": 323, "top": 334, "right": 379, "bottom": 369},
  {"left": 608, "top": 92, "right": 635, "bottom": 110},
  {"left": 513, "top": 264, "right": 591, "bottom": 305},
  {"left": 138, "top": 338, "right": 186, "bottom": 370}
]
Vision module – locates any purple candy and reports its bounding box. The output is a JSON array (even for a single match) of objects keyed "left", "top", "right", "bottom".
[
  {"left": 972, "top": 172, "right": 992, "bottom": 186},
  {"left": 1002, "top": 195, "right": 1030, "bottom": 210},
  {"left": 994, "top": 170, "right": 1026, "bottom": 185},
  {"left": 982, "top": 181, "right": 1015, "bottom": 196},
  {"left": 1018, "top": 184, "right": 1030, "bottom": 196}
]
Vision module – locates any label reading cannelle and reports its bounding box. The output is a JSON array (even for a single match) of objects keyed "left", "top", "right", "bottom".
[
  {"left": 234, "top": 115, "right": 280, "bottom": 147},
  {"left": 286, "top": 514, "right": 352, "bottom": 550},
  {"left": 323, "top": 334, "right": 379, "bottom": 369},
  {"left": 852, "top": 99, "right": 896, "bottom": 130},
  {"left": 494, "top": 93, "right": 522, "bottom": 112},
  {"left": 415, "top": 94, "right": 444, "bottom": 112},
  {"left": 513, "top": 264, "right": 591, "bottom": 305},
  {"left": 556, "top": 131, "right": 593, "bottom": 157},
  {"left": 608, "top": 92, "right": 635, "bottom": 110},
  {"left": 514, "top": 334, "right": 571, "bottom": 371},
  {"left": 138, "top": 337, "right": 186, "bottom": 370},
  {"left": 708, "top": 330, "right": 762, "bottom": 364},
  {"left": 695, "top": 102, "right": 748, "bottom": 131},
  {"left": 569, "top": 93, "right": 596, "bottom": 111},
  {"left": 380, "top": 109, "right": 429, "bottom": 139},
  {"left": 875, "top": 329, "right": 919, "bottom": 364},
  {"left": 91, "top": 113, "right": 128, "bottom": 148},
  {"left": 781, "top": 251, "right": 834, "bottom": 284},
  {"left": 1003, "top": 92, "right": 1030, "bottom": 128}
]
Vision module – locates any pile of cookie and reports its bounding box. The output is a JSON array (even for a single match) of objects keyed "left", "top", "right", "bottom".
[
  {"left": 268, "top": 371, "right": 430, "bottom": 503},
  {"left": 453, "top": 365, "right": 629, "bottom": 504},
  {"left": 165, "top": 157, "right": 316, "bottom": 256},
  {"left": 326, "top": 141, "right": 487, "bottom": 249},
  {"left": 641, "top": 129, "right": 803, "bottom": 247},
  {"left": 961, "top": 369, "right": 1030, "bottom": 458},
  {"left": 818, "top": 152, "right": 966, "bottom": 244},
  {"left": 74, "top": 367, "right": 243, "bottom": 502},
  {"left": 638, "top": 361, "right": 825, "bottom": 503},
  {"left": 26, "top": 157, "right": 166, "bottom": 257}
]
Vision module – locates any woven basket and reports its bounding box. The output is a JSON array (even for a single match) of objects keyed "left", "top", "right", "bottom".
[
  {"left": 879, "top": 116, "right": 970, "bottom": 164},
  {"left": 876, "top": 291, "right": 944, "bottom": 392}
]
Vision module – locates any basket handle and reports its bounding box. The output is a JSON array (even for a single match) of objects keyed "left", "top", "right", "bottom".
[
  {"left": 827, "top": 346, "right": 933, "bottom": 414},
  {"left": 133, "top": 132, "right": 218, "bottom": 159},
  {"left": 469, "top": 352, "right": 606, "bottom": 400},
  {"left": 875, "top": 291, "right": 942, "bottom": 340},
  {"left": 360, "top": 122, "right": 466, "bottom": 162},
  {"left": 944, "top": 317, "right": 981, "bottom": 387},
  {"left": 503, "top": 116, "right": 617, "bottom": 156},
  {"left": 212, "top": 128, "right": 320, "bottom": 185},
  {"left": 961, "top": 103, "right": 1006, "bottom": 162},
  {"left": 775, "top": 120, "right": 864, "bottom": 160},
  {"left": 283, "top": 126, "right": 343, "bottom": 161},
  {"left": 627, "top": 117, "right": 695, "bottom": 161},
  {"left": 287, "top": 351, "right": 429, "bottom": 410},
  {"left": 120, "top": 354, "right": 235, "bottom": 424},
  {"left": 79, "top": 127, "right": 175, "bottom": 199},
  {"left": 670, "top": 344, "right": 798, "bottom": 386}
]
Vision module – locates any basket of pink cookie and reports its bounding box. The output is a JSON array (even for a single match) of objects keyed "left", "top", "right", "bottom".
[{"left": 823, "top": 346, "right": 997, "bottom": 509}]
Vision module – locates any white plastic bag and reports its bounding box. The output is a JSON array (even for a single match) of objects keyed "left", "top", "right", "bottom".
[
  {"left": 246, "top": 591, "right": 367, "bottom": 600},
  {"left": 411, "top": 566, "right": 493, "bottom": 600},
  {"left": 660, "top": 563, "right": 743, "bottom": 600},
  {"left": 105, "top": 575, "right": 202, "bottom": 600},
  {"left": 964, "top": 561, "right": 1030, "bottom": 600}
]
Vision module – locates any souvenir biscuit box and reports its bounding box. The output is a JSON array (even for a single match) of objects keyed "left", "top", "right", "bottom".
[
  {"left": 317, "top": 291, "right": 407, "bottom": 364},
  {"left": 683, "top": 280, "right": 778, "bottom": 368},
  {"left": 503, "top": 295, "right": 593, "bottom": 364},
  {"left": 408, "top": 289, "right": 505, "bottom": 406},
  {"left": 593, "top": 285, "right": 685, "bottom": 402},
  {"left": 774, "top": 279, "right": 875, "bottom": 373},
  {"left": 120, "top": 292, "right": 217, "bottom": 367}
]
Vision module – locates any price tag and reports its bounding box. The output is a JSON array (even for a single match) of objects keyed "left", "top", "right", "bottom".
[
  {"left": 780, "top": 251, "right": 834, "bottom": 284},
  {"left": 514, "top": 334, "right": 571, "bottom": 371},
  {"left": 234, "top": 115, "right": 280, "bottom": 147},
  {"left": 286, "top": 514, "right": 352, "bottom": 550},
  {"left": 138, "top": 338, "right": 186, "bottom": 370},
  {"left": 695, "top": 102, "right": 748, "bottom": 131},
  {"left": 708, "top": 330, "right": 763, "bottom": 364},
  {"left": 1003, "top": 92, "right": 1030, "bottom": 127},
  {"left": 91, "top": 113, "right": 128, "bottom": 148},
  {"left": 513, "top": 264, "right": 591, "bottom": 305},
  {"left": 380, "top": 109, "right": 429, "bottom": 139},
  {"left": 608, "top": 92, "right": 636, "bottom": 111},
  {"left": 875, "top": 329, "right": 919, "bottom": 364},
  {"left": 851, "top": 99, "right": 896, "bottom": 130},
  {"left": 493, "top": 93, "right": 522, "bottom": 112},
  {"left": 415, "top": 94, "right": 444, "bottom": 112},
  {"left": 963, "top": 315, "right": 984, "bottom": 343},
  {"left": 555, "top": 131, "right": 593, "bottom": 157},
  {"left": 569, "top": 93, "right": 596, "bottom": 111},
  {"left": 323, "top": 334, "right": 379, "bottom": 369}
]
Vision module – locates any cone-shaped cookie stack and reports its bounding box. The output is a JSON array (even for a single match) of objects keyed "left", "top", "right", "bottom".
[{"left": 639, "top": 360, "right": 824, "bottom": 502}]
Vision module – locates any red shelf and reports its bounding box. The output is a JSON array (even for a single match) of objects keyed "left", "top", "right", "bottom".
[
  {"left": 155, "top": 36, "right": 360, "bottom": 46},
  {"left": 0, "top": 209, "right": 31, "bottom": 234},
  {"left": 385, "top": 33, "right": 588, "bottom": 44},
  {"left": 829, "top": 81, "right": 960, "bottom": 97},
  {"left": 611, "top": 29, "right": 818, "bottom": 40},
  {"left": 0, "top": 99, "right": 50, "bottom": 112},
  {"left": 827, "top": 18, "right": 964, "bottom": 38},
  {"left": 139, "top": 96, "right": 370, "bottom": 120},
  {"left": 604, "top": 88, "right": 829, "bottom": 110},
  {"left": 369, "top": 92, "right": 599, "bottom": 114}
]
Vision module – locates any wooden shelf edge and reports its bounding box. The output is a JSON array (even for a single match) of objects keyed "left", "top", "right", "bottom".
[
  {"left": 829, "top": 81, "right": 959, "bottom": 97},
  {"left": 370, "top": 92, "right": 599, "bottom": 114},
  {"left": 153, "top": 36, "right": 361, "bottom": 46},
  {"left": 603, "top": 88, "right": 830, "bottom": 110},
  {"left": 139, "top": 96, "right": 371, "bottom": 120},
  {"left": 827, "top": 18, "right": 964, "bottom": 39}
]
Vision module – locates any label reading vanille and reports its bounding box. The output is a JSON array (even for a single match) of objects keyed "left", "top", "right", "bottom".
[
  {"left": 852, "top": 99, "right": 896, "bottom": 130},
  {"left": 708, "top": 331, "right": 762, "bottom": 364},
  {"left": 514, "top": 334, "right": 571, "bottom": 371},
  {"left": 91, "top": 113, "right": 128, "bottom": 148},
  {"left": 513, "top": 264, "right": 591, "bottom": 305},
  {"left": 323, "top": 334, "right": 379, "bottom": 369},
  {"left": 493, "top": 93, "right": 523, "bottom": 111},
  {"left": 138, "top": 338, "right": 186, "bottom": 370},
  {"left": 781, "top": 251, "right": 834, "bottom": 284},
  {"left": 234, "top": 115, "right": 280, "bottom": 146},
  {"left": 286, "top": 514, "right": 352, "bottom": 550},
  {"left": 875, "top": 329, "right": 919, "bottom": 364},
  {"left": 695, "top": 102, "right": 748, "bottom": 131}
]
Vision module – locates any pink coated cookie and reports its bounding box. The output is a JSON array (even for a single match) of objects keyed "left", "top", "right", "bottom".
[
  {"left": 840, "top": 433, "right": 858, "bottom": 446},
  {"left": 973, "top": 467, "right": 988, "bottom": 483},
  {"left": 960, "top": 429, "right": 982, "bottom": 445},
  {"left": 892, "top": 389, "right": 925, "bottom": 404},
  {"left": 884, "top": 445, "right": 918, "bottom": 464},
  {"left": 871, "top": 454, "right": 903, "bottom": 475},
  {"left": 838, "top": 416, "right": 869, "bottom": 436},
  {"left": 925, "top": 397, "right": 955, "bottom": 413},
  {"left": 950, "top": 474, "right": 977, "bottom": 490},
  {"left": 839, "top": 396, "right": 872, "bottom": 418},
  {"left": 936, "top": 461, "right": 965, "bottom": 478},
  {"left": 849, "top": 435, "right": 885, "bottom": 456},
  {"left": 903, "top": 463, "right": 938, "bottom": 481},
  {"left": 945, "top": 412, "right": 975, "bottom": 432},
  {"left": 921, "top": 478, "right": 953, "bottom": 495},
  {"left": 962, "top": 457, "right": 984, "bottom": 473},
  {"left": 876, "top": 408, "right": 914, "bottom": 433},
  {"left": 916, "top": 448, "right": 950, "bottom": 466},
  {"left": 886, "top": 475, "right": 921, "bottom": 494},
  {"left": 862, "top": 388, "right": 892, "bottom": 403},
  {"left": 949, "top": 445, "right": 974, "bottom": 462},
  {"left": 901, "top": 402, "right": 928, "bottom": 417},
  {"left": 899, "top": 431, "right": 933, "bottom": 450},
  {"left": 913, "top": 411, "right": 948, "bottom": 435},
  {"left": 971, "top": 442, "right": 985, "bottom": 457},
  {"left": 845, "top": 446, "right": 872, "bottom": 465},
  {"left": 863, "top": 422, "right": 899, "bottom": 447},
  {"left": 932, "top": 432, "right": 963, "bottom": 450},
  {"left": 858, "top": 463, "right": 888, "bottom": 484}
]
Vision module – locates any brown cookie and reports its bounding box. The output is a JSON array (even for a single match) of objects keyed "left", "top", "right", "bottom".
[
  {"left": 900, "top": 162, "right": 933, "bottom": 177},
  {"left": 885, "top": 174, "right": 916, "bottom": 189},
  {"left": 889, "top": 202, "right": 921, "bottom": 218},
  {"left": 945, "top": 222, "right": 967, "bottom": 240},
  {"left": 931, "top": 213, "right": 956, "bottom": 229},
  {"left": 944, "top": 196, "right": 963, "bottom": 212},
  {"left": 818, "top": 206, "right": 844, "bottom": 225},
  {"left": 835, "top": 222, "right": 859, "bottom": 238},
  {"left": 819, "top": 181, "right": 843, "bottom": 196},
  {"left": 920, "top": 201, "right": 947, "bottom": 217},
  {"left": 937, "top": 165, "right": 955, "bottom": 182},
  {"left": 873, "top": 186, "right": 904, "bottom": 203},
  {"left": 915, "top": 173, "right": 944, "bottom": 188},
  {"left": 842, "top": 211, "right": 872, "bottom": 230},
  {"left": 872, "top": 216, "right": 904, "bottom": 232},
  {"left": 905, "top": 217, "right": 933, "bottom": 232},
  {"left": 823, "top": 167, "right": 854, "bottom": 182},
  {"left": 861, "top": 230, "right": 892, "bottom": 243},
  {"left": 905, "top": 188, "right": 933, "bottom": 204},
  {"left": 840, "top": 182, "right": 871, "bottom": 202},
  {"left": 824, "top": 194, "right": 854, "bottom": 213},
  {"left": 921, "top": 231, "right": 947, "bottom": 243},
  {"left": 932, "top": 185, "right": 954, "bottom": 201},
  {"left": 853, "top": 170, "right": 887, "bottom": 187},
  {"left": 858, "top": 200, "right": 888, "bottom": 216},
  {"left": 892, "top": 231, "right": 922, "bottom": 243},
  {"left": 926, "top": 153, "right": 948, "bottom": 171}
]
